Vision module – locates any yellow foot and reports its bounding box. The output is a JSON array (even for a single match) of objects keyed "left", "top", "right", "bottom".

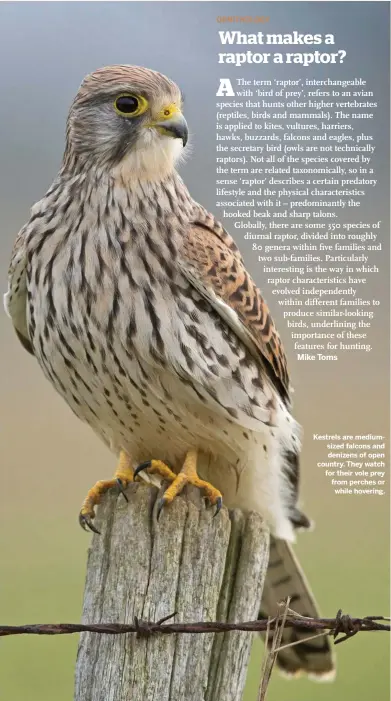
[
  {"left": 134, "top": 449, "right": 223, "bottom": 519},
  {"left": 79, "top": 450, "right": 134, "bottom": 534}
]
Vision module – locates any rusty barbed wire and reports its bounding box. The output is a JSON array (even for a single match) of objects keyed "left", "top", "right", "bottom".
[{"left": 0, "top": 609, "right": 389, "bottom": 644}]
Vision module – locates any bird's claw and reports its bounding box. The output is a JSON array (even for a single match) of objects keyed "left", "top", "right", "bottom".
[
  {"left": 116, "top": 478, "right": 129, "bottom": 502},
  {"left": 134, "top": 460, "right": 175, "bottom": 519},
  {"left": 133, "top": 460, "right": 152, "bottom": 480},
  {"left": 78, "top": 452, "right": 134, "bottom": 535},
  {"left": 213, "top": 496, "right": 223, "bottom": 517},
  {"left": 79, "top": 511, "right": 101, "bottom": 535},
  {"left": 156, "top": 494, "right": 222, "bottom": 520},
  {"left": 156, "top": 497, "right": 166, "bottom": 520},
  {"left": 133, "top": 455, "right": 223, "bottom": 519}
]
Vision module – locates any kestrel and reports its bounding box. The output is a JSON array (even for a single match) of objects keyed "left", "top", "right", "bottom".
[{"left": 5, "top": 65, "right": 334, "bottom": 678}]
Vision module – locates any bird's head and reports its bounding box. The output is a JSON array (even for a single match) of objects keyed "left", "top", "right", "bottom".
[{"left": 64, "top": 65, "right": 188, "bottom": 181}]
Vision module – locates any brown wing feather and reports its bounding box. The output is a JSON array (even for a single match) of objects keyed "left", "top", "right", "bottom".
[
  {"left": 15, "top": 329, "right": 34, "bottom": 355},
  {"left": 183, "top": 208, "right": 290, "bottom": 400}
]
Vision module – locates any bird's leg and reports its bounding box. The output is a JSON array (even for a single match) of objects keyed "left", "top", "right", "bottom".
[
  {"left": 134, "top": 449, "right": 223, "bottom": 518},
  {"left": 79, "top": 450, "right": 134, "bottom": 534},
  {"left": 114, "top": 449, "right": 135, "bottom": 498}
]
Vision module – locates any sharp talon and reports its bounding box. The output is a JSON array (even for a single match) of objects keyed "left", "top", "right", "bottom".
[
  {"left": 213, "top": 496, "right": 223, "bottom": 517},
  {"left": 79, "top": 512, "right": 101, "bottom": 535},
  {"left": 79, "top": 513, "right": 89, "bottom": 532},
  {"left": 156, "top": 497, "right": 166, "bottom": 520},
  {"left": 134, "top": 460, "right": 152, "bottom": 480},
  {"left": 116, "top": 478, "right": 129, "bottom": 502},
  {"left": 88, "top": 520, "right": 101, "bottom": 535}
]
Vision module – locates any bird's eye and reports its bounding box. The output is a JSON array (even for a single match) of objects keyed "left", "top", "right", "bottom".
[{"left": 113, "top": 94, "right": 148, "bottom": 118}]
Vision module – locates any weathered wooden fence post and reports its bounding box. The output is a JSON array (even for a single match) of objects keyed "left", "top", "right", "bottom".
[{"left": 74, "top": 482, "right": 269, "bottom": 701}]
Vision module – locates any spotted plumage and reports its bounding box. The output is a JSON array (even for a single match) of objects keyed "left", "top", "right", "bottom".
[{"left": 4, "top": 65, "right": 334, "bottom": 678}]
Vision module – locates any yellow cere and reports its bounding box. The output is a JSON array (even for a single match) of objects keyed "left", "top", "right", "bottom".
[{"left": 154, "top": 103, "right": 181, "bottom": 122}]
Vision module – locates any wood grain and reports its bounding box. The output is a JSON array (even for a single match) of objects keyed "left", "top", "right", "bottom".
[{"left": 74, "top": 483, "right": 269, "bottom": 701}]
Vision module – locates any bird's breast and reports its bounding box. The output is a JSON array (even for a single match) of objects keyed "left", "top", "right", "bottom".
[
  {"left": 26, "top": 204, "right": 274, "bottom": 457},
  {"left": 26, "top": 228, "right": 249, "bottom": 466}
]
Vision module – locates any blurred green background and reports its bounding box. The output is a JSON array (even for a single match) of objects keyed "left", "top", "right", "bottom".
[{"left": 0, "top": 2, "right": 389, "bottom": 700}]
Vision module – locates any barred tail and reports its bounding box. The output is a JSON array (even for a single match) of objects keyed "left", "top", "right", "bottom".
[{"left": 259, "top": 537, "right": 336, "bottom": 680}]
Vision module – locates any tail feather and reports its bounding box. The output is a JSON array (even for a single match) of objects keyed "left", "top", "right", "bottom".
[{"left": 259, "top": 537, "right": 336, "bottom": 679}]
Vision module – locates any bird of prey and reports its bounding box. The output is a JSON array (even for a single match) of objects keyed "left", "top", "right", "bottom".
[{"left": 5, "top": 65, "right": 334, "bottom": 678}]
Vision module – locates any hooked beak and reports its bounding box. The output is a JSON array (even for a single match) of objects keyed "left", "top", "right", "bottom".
[{"left": 148, "top": 105, "right": 188, "bottom": 147}]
